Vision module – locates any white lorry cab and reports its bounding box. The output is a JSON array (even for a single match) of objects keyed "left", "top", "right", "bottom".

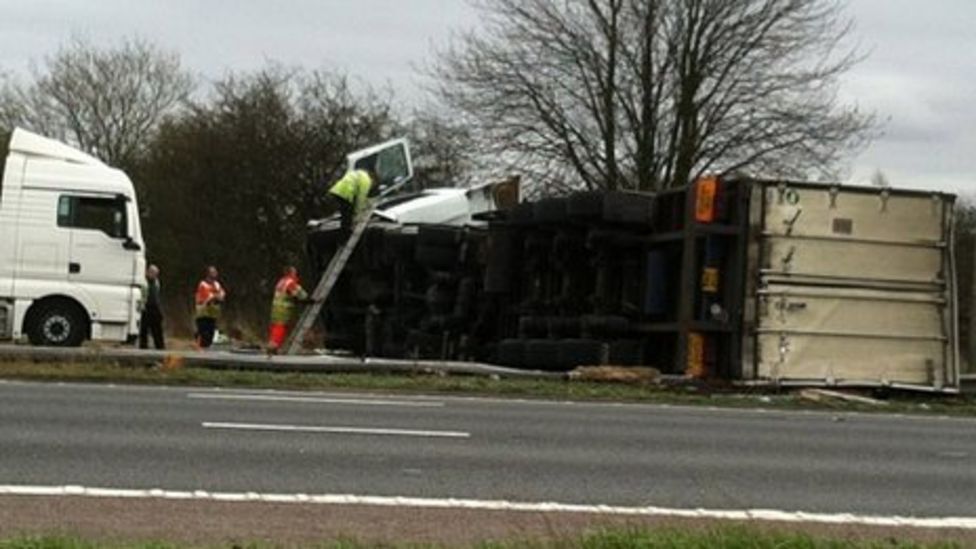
[{"left": 0, "top": 128, "right": 146, "bottom": 346}]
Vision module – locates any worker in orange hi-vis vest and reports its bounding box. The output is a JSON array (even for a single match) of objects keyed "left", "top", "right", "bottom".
[
  {"left": 267, "top": 266, "right": 310, "bottom": 354},
  {"left": 194, "top": 265, "right": 227, "bottom": 349}
]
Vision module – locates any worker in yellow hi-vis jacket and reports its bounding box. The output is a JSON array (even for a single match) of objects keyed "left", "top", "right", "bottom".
[{"left": 328, "top": 168, "right": 377, "bottom": 237}]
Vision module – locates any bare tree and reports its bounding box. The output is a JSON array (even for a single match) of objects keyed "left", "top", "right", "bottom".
[
  {"left": 406, "top": 109, "right": 479, "bottom": 189},
  {"left": 432, "top": 0, "right": 875, "bottom": 192},
  {"left": 870, "top": 168, "right": 890, "bottom": 188},
  {"left": 0, "top": 37, "right": 193, "bottom": 168}
]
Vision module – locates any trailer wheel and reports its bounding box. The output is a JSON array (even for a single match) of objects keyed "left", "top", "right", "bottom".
[
  {"left": 557, "top": 339, "right": 605, "bottom": 368},
  {"left": 27, "top": 301, "right": 87, "bottom": 347},
  {"left": 608, "top": 339, "right": 644, "bottom": 366},
  {"left": 383, "top": 231, "right": 416, "bottom": 259},
  {"left": 415, "top": 245, "right": 458, "bottom": 271},
  {"left": 602, "top": 192, "right": 654, "bottom": 225},
  {"left": 582, "top": 315, "right": 631, "bottom": 337},
  {"left": 496, "top": 339, "right": 525, "bottom": 366},
  {"left": 567, "top": 191, "right": 604, "bottom": 220},
  {"left": 483, "top": 267, "right": 512, "bottom": 294},
  {"left": 518, "top": 316, "right": 549, "bottom": 337},
  {"left": 418, "top": 226, "right": 462, "bottom": 248},
  {"left": 510, "top": 202, "right": 535, "bottom": 225},
  {"left": 533, "top": 198, "right": 568, "bottom": 223},
  {"left": 549, "top": 317, "right": 582, "bottom": 338},
  {"left": 484, "top": 230, "right": 516, "bottom": 293},
  {"left": 523, "top": 339, "right": 562, "bottom": 370}
]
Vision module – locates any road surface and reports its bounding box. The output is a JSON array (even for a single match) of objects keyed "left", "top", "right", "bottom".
[{"left": 0, "top": 380, "right": 974, "bottom": 519}]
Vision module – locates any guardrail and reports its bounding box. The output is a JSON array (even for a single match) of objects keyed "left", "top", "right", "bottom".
[{"left": 0, "top": 344, "right": 562, "bottom": 380}]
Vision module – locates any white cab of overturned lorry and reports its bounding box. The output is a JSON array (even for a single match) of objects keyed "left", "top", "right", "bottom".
[
  {"left": 309, "top": 137, "right": 520, "bottom": 230},
  {"left": 0, "top": 128, "right": 146, "bottom": 346}
]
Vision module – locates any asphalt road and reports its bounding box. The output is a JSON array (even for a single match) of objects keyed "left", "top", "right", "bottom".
[{"left": 0, "top": 380, "right": 974, "bottom": 517}]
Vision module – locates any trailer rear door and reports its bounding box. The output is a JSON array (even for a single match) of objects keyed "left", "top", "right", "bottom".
[{"left": 747, "top": 183, "right": 958, "bottom": 391}]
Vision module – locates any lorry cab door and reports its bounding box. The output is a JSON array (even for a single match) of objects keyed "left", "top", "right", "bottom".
[
  {"left": 0, "top": 153, "right": 26, "bottom": 298},
  {"left": 60, "top": 194, "right": 139, "bottom": 323},
  {"left": 11, "top": 159, "right": 71, "bottom": 291},
  {"left": 346, "top": 138, "right": 413, "bottom": 197}
]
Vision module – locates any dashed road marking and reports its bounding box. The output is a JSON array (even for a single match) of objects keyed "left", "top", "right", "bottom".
[
  {"left": 188, "top": 393, "right": 445, "bottom": 407},
  {"left": 201, "top": 421, "right": 470, "bottom": 438}
]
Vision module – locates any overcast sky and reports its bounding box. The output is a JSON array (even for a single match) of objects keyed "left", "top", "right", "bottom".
[{"left": 0, "top": 0, "right": 973, "bottom": 195}]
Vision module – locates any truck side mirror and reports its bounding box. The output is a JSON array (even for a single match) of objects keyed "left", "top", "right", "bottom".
[{"left": 123, "top": 237, "right": 142, "bottom": 251}]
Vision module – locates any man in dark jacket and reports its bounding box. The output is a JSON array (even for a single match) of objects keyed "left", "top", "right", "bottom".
[{"left": 139, "top": 264, "right": 165, "bottom": 349}]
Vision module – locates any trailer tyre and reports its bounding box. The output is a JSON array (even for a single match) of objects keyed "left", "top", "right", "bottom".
[
  {"left": 602, "top": 192, "right": 654, "bottom": 225},
  {"left": 418, "top": 226, "right": 462, "bottom": 248},
  {"left": 510, "top": 202, "right": 535, "bottom": 225},
  {"left": 608, "top": 339, "right": 644, "bottom": 366},
  {"left": 27, "top": 301, "right": 87, "bottom": 347},
  {"left": 518, "top": 316, "right": 549, "bottom": 337},
  {"left": 524, "top": 339, "right": 562, "bottom": 370},
  {"left": 557, "top": 339, "right": 605, "bottom": 368},
  {"left": 567, "top": 191, "right": 604, "bottom": 220},
  {"left": 582, "top": 315, "right": 631, "bottom": 336},
  {"left": 415, "top": 245, "right": 458, "bottom": 271},
  {"left": 384, "top": 232, "right": 416, "bottom": 259},
  {"left": 496, "top": 339, "right": 525, "bottom": 366},
  {"left": 549, "top": 317, "right": 582, "bottom": 337},
  {"left": 484, "top": 230, "right": 516, "bottom": 293},
  {"left": 533, "top": 198, "right": 568, "bottom": 223}
]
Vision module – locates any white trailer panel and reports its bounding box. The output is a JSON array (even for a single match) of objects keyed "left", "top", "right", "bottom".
[{"left": 745, "top": 182, "right": 958, "bottom": 391}]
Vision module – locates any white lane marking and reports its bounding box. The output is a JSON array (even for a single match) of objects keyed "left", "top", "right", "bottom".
[
  {"left": 4, "top": 379, "right": 974, "bottom": 425},
  {"left": 188, "top": 393, "right": 444, "bottom": 407},
  {"left": 0, "top": 485, "right": 973, "bottom": 530},
  {"left": 202, "top": 421, "right": 470, "bottom": 439}
]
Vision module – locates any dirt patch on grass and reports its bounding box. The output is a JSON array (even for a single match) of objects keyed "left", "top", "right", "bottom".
[{"left": 0, "top": 496, "right": 973, "bottom": 547}]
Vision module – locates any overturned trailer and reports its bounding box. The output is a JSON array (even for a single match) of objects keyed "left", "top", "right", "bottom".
[{"left": 306, "top": 175, "right": 958, "bottom": 392}]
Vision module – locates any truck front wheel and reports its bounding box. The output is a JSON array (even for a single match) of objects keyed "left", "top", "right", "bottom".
[{"left": 27, "top": 303, "right": 86, "bottom": 347}]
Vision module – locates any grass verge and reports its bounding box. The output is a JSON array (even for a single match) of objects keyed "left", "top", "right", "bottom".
[
  {"left": 0, "top": 526, "right": 968, "bottom": 548},
  {"left": 0, "top": 357, "right": 974, "bottom": 416}
]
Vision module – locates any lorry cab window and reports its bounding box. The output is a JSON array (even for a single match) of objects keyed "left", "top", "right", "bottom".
[{"left": 57, "top": 195, "right": 127, "bottom": 238}]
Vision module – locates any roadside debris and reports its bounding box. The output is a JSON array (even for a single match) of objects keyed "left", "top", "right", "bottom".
[
  {"left": 568, "top": 366, "right": 660, "bottom": 384},
  {"left": 799, "top": 388, "right": 888, "bottom": 407},
  {"left": 161, "top": 355, "right": 185, "bottom": 371}
]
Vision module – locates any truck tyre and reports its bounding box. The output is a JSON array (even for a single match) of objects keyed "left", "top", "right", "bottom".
[
  {"left": 567, "top": 191, "right": 604, "bottom": 220},
  {"left": 586, "top": 229, "right": 617, "bottom": 249},
  {"left": 464, "top": 232, "right": 487, "bottom": 265},
  {"left": 557, "top": 339, "right": 605, "bottom": 368},
  {"left": 518, "top": 316, "right": 549, "bottom": 337},
  {"left": 415, "top": 245, "right": 458, "bottom": 271},
  {"left": 496, "top": 339, "right": 525, "bottom": 366},
  {"left": 533, "top": 198, "right": 568, "bottom": 223},
  {"left": 406, "top": 330, "right": 444, "bottom": 359},
  {"left": 418, "top": 226, "right": 462, "bottom": 248},
  {"left": 523, "top": 339, "right": 562, "bottom": 370},
  {"left": 582, "top": 315, "right": 630, "bottom": 337},
  {"left": 524, "top": 233, "right": 550, "bottom": 253},
  {"left": 602, "top": 192, "right": 654, "bottom": 225},
  {"left": 425, "top": 284, "right": 455, "bottom": 315},
  {"left": 549, "top": 317, "right": 582, "bottom": 337},
  {"left": 384, "top": 231, "right": 416, "bottom": 259},
  {"left": 484, "top": 229, "right": 516, "bottom": 293},
  {"left": 27, "top": 302, "right": 86, "bottom": 347},
  {"left": 608, "top": 339, "right": 644, "bottom": 366},
  {"left": 486, "top": 229, "right": 515, "bottom": 264},
  {"left": 510, "top": 202, "right": 535, "bottom": 225},
  {"left": 484, "top": 266, "right": 513, "bottom": 294}
]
